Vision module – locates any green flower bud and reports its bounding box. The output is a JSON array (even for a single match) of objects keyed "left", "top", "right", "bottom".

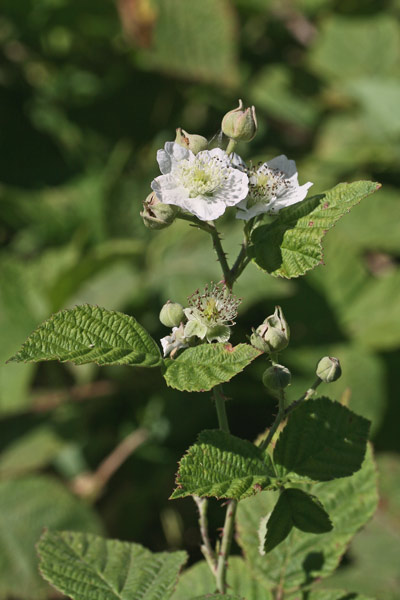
[
  {"left": 159, "top": 301, "right": 185, "bottom": 328},
  {"left": 250, "top": 306, "right": 290, "bottom": 354},
  {"left": 262, "top": 364, "right": 291, "bottom": 397},
  {"left": 221, "top": 99, "right": 257, "bottom": 142},
  {"left": 316, "top": 356, "right": 342, "bottom": 383},
  {"left": 141, "top": 192, "right": 178, "bottom": 230},
  {"left": 175, "top": 127, "right": 208, "bottom": 154}
]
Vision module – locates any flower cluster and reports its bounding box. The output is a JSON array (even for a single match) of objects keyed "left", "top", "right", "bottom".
[
  {"left": 160, "top": 283, "right": 241, "bottom": 357},
  {"left": 148, "top": 131, "right": 311, "bottom": 224}
]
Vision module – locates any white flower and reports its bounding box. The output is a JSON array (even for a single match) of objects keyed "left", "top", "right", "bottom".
[
  {"left": 151, "top": 142, "right": 249, "bottom": 222},
  {"left": 160, "top": 324, "right": 188, "bottom": 358},
  {"left": 235, "top": 155, "right": 313, "bottom": 221},
  {"left": 183, "top": 282, "right": 240, "bottom": 343}
]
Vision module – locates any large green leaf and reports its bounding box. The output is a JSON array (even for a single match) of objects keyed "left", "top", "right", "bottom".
[
  {"left": 38, "top": 530, "right": 187, "bottom": 600},
  {"left": 139, "top": 0, "right": 239, "bottom": 86},
  {"left": 8, "top": 304, "right": 162, "bottom": 367},
  {"left": 0, "top": 475, "right": 102, "bottom": 600},
  {"left": 171, "top": 430, "right": 276, "bottom": 500},
  {"left": 263, "top": 489, "right": 332, "bottom": 553},
  {"left": 274, "top": 397, "right": 370, "bottom": 482},
  {"left": 236, "top": 445, "right": 378, "bottom": 594},
  {"left": 171, "top": 557, "right": 272, "bottom": 600},
  {"left": 250, "top": 181, "right": 380, "bottom": 278},
  {"left": 163, "top": 343, "right": 260, "bottom": 392}
]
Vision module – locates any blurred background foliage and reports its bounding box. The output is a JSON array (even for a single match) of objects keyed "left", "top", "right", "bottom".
[{"left": 0, "top": 0, "right": 399, "bottom": 597}]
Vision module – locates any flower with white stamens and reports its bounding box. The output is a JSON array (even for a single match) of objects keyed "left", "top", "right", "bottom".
[
  {"left": 235, "top": 155, "right": 313, "bottom": 221},
  {"left": 151, "top": 142, "right": 249, "bottom": 222}
]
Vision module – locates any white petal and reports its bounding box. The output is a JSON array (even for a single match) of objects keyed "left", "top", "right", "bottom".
[
  {"left": 157, "top": 142, "right": 192, "bottom": 174},
  {"left": 151, "top": 174, "right": 189, "bottom": 207},
  {"left": 265, "top": 155, "right": 297, "bottom": 178},
  {"left": 268, "top": 182, "right": 313, "bottom": 213},
  {"left": 230, "top": 152, "right": 247, "bottom": 170},
  {"left": 216, "top": 169, "right": 249, "bottom": 207},
  {"left": 184, "top": 196, "right": 228, "bottom": 221}
]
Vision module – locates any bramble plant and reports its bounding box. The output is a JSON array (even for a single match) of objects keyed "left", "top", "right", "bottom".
[{"left": 9, "top": 101, "right": 381, "bottom": 600}]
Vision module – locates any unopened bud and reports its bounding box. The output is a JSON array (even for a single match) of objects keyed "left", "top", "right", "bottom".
[
  {"left": 250, "top": 306, "right": 290, "bottom": 354},
  {"left": 175, "top": 128, "right": 208, "bottom": 154},
  {"left": 159, "top": 301, "right": 185, "bottom": 328},
  {"left": 262, "top": 364, "right": 291, "bottom": 396},
  {"left": 316, "top": 356, "right": 342, "bottom": 383},
  {"left": 141, "top": 192, "right": 178, "bottom": 230},
  {"left": 221, "top": 99, "right": 257, "bottom": 142}
]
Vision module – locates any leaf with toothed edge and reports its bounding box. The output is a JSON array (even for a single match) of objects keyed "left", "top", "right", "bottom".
[
  {"left": 171, "top": 429, "right": 277, "bottom": 501},
  {"left": 37, "top": 530, "right": 187, "bottom": 600},
  {"left": 8, "top": 304, "right": 162, "bottom": 368},
  {"left": 250, "top": 181, "right": 381, "bottom": 278},
  {"left": 163, "top": 343, "right": 261, "bottom": 392}
]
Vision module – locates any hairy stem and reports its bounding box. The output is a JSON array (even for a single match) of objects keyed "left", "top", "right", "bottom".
[
  {"left": 207, "top": 222, "right": 232, "bottom": 287},
  {"left": 283, "top": 378, "right": 321, "bottom": 418},
  {"left": 212, "top": 385, "right": 237, "bottom": 594},
  {"left": 194, "top": 496, "right": 217, "bottom": 574},
  {"left": 226, "top": 139, "right": 237, "bottom": 155}
]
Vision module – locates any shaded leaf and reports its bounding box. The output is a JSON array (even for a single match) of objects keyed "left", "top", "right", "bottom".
[
  {"left": 263, "top": 489, "right": 332, "bottom": 553},
  {"left": 274, "top": 397, "right": 370, "bottom": 481},
  {"left": 163, "top": 343, "right": 260, "bottom": 392},
  {"left": 171, "top": 430, "right": 276, "bottom": 501},
  {"left": 250, "top": 181, "right": 380, "bottom": 279},
  {"left": 8, "top": 304, "right": 162, "bottom": 368},
  {"left": 0, "top": 476, "right": 102, "bottom": 600},
  {"left": 38, "top": 530, "right": 187, "bottom": 600},
  {"left": 236, "top": 445, "right": 378, "bottom": 593}
]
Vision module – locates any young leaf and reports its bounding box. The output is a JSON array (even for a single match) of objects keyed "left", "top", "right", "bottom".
[
  {"left": 263, "top": 489, "right": 332, "bottom": 553},
  {"left": 8, "top": 304, "right": 162, "bottom": 367},
  {"left": 170, "top": 430, "right": 276, "bottom": 501},
  {"left": 274, "top": 397, "right": 370, "bottom": 481},
  {"left": 38, "top": 530, "right": 187, "bottom": 600},
  {"left": 236, "top": 444, "right": 378, "bottom": 594},
  {"left": 163, "top": 343, "right": 260, "bottom": 392},
  {"left": 0, "top": 476, "right": 102, "bottom": 600},
  {"left": 250, "top": 181, "right": 380, "bottom": 278}
]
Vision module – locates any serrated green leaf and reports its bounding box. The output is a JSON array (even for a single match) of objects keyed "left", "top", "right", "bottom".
[
  {"left": 263, "top": 489, "right": 332, "bottom": 554},
  {"left": 236, "top": 445, "right": 378, "bottom": 593},
  {"left": 140, "top": 0, "right": 239, "bottom": 86},
  {"left": 274, "top": 397, "right": 370, "bottom": 481},
  {"left": 8, "top": 304, "right": 162, "bottom": 367},
  {"left": 171, "top": 557, "right": 272, "bottom": 600},
  {"left": 171, "top": 430, "right": 276, "bottom": 500},
  {"left": 0, "top": 475, "right": 102, "bottom": 600},
  {"left": 163, "top": 343, "right": 260, "bottom": 392},
  {"left": 38, "top": 530, "right": 187, "bottom": 600},
  {"left": 250, "top": 181, "right": 380, "bottom": 278}
]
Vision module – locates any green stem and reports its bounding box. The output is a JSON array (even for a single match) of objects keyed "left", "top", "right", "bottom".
[
  {"left": 193, "top": 496, "right": 217, "bottom": 574},
  {"left": 213, "top": 385, "right": 230, "bottom": 433},
  {"left": 212, "top": 385, "right": 237, "bottom": 594},
  {"left": 207, "top": 222, "right": 232, "bottom": 288},
  {"left": 283, "top": 378, "right": 321, "bottom": 418},
  {"left": 226, "top": 139, "right": 237, "bottom": 155},
  {"left": 258, "top": 392, "right": 285, "bottom": 452}
]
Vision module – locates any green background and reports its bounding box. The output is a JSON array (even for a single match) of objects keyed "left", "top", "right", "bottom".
[{"left": 0, "top": 0, "right": 399, "bottom": 598}]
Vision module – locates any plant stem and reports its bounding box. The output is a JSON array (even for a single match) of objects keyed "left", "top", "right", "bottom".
[
  {"left": 258, "top": 379, "right": 322, "bottom": 454},
  {"left": 283, "top": 378, "right": 321, "bottom": 418},
  {"left": 207, "top": 222, "right": 232, "bottom": 287},
  {"left": 226, "top": 139, "right": 237, "bottom": 155},
  {"left": 194, "top": 496, "right": 217, "bottom": 574},
  {"left": 212, "top": 385, "right": 237, "bottom": 594},
  {"left": 213, "top": 385, "right": 230, "bottom": 433},
  {"left": 258, "top": 393, "right": 285, "bottom": 452}
]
